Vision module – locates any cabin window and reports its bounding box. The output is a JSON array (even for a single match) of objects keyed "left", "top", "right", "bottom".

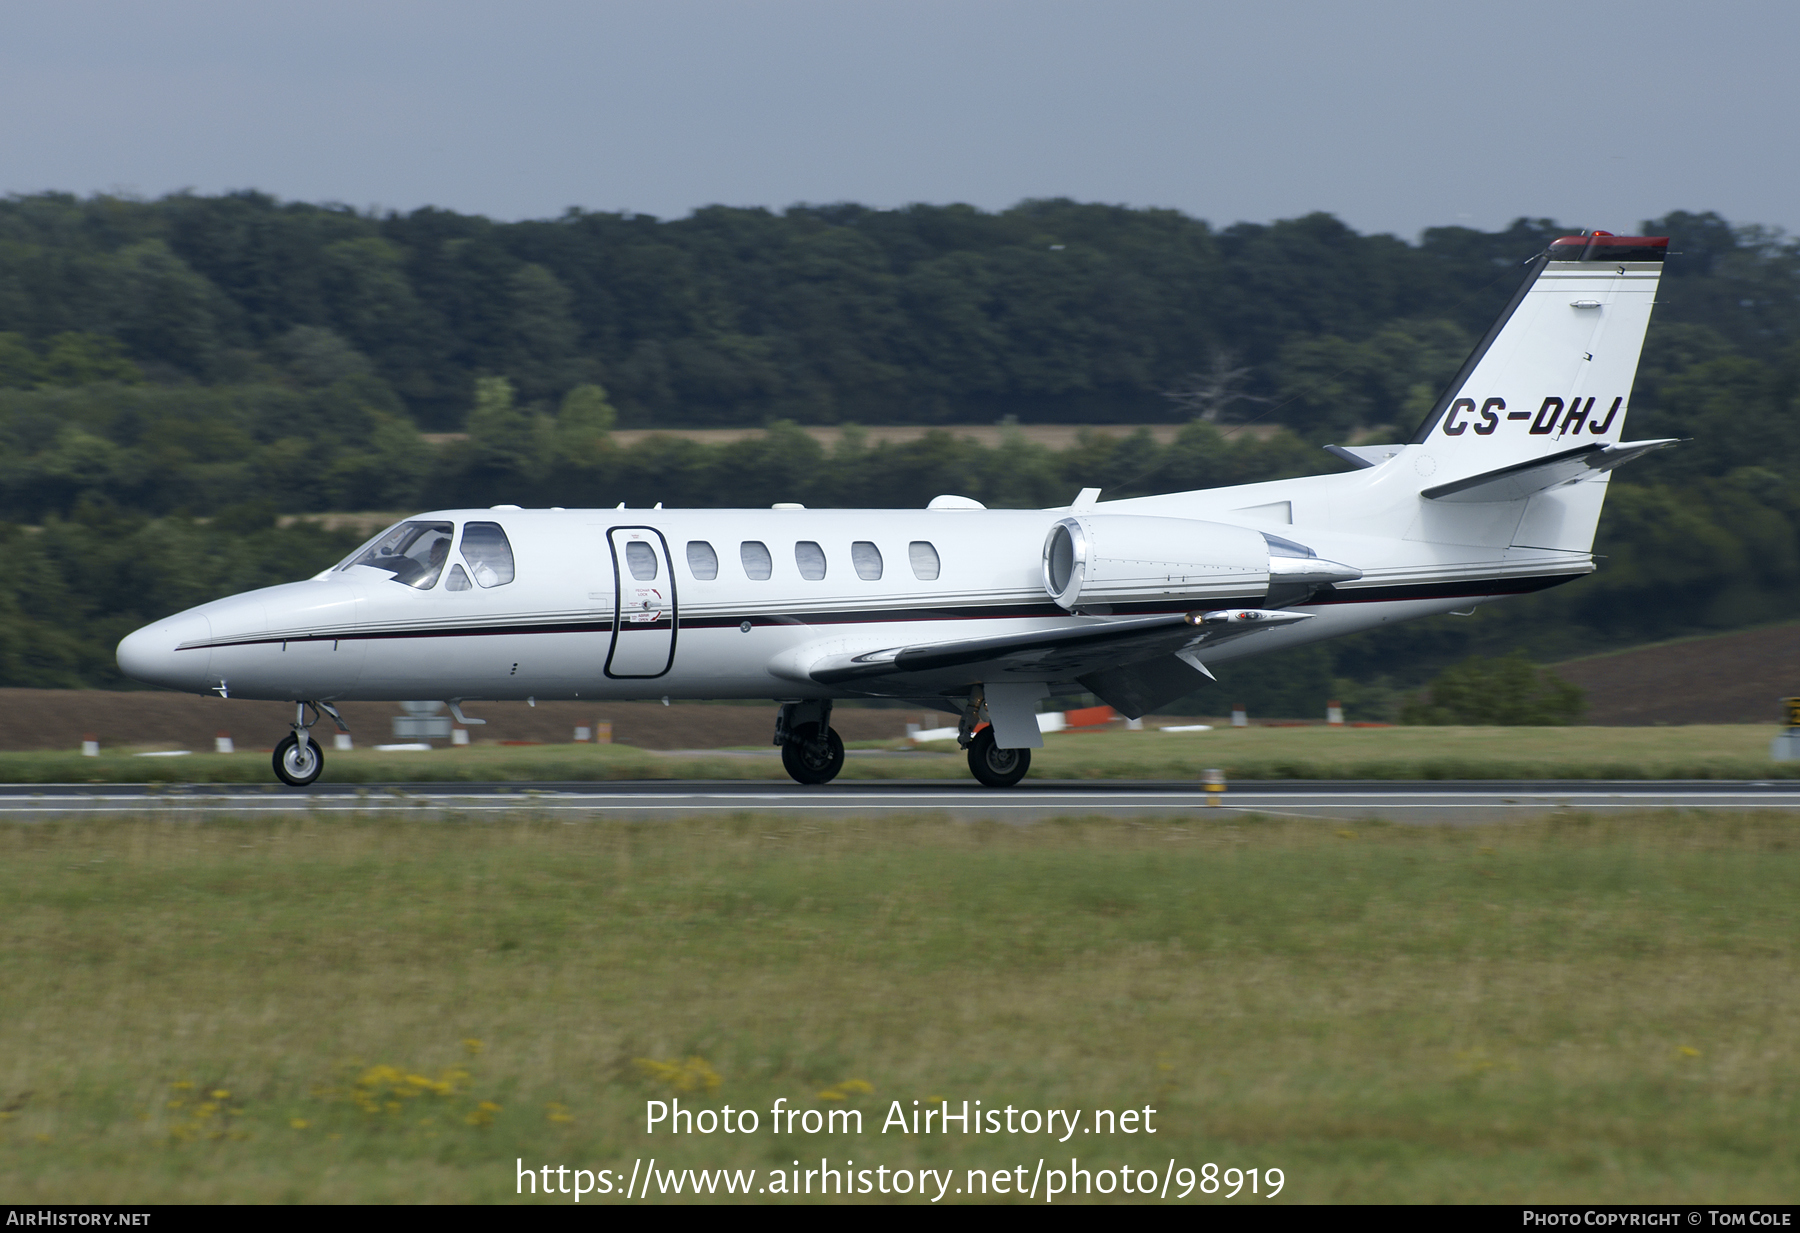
[
  {"left": 741, "top": 540, "right": 772, "bottom": 580},
  {"left": 909, "top": 540, "right": 941, "bottom": 580},
  {"left": 459, "top": 521, "right": 516, "bottom": 588},
  {"left": 345, "top": 520, "right": 454, "bottom": 589},
  {"left": 795, "top": 541, "right": 826, "bottom": 580},
  {"left": 445, "top": 564, "right": 472, "bottom": 591},
  {"left": 686, "top": 540, "right": 719, "bottom": 580},
  {"left": 624, "top": 540, "right": 658, "bottom": 581},
  {"left": 852, "top": 541, "right": 883, "bottom": 580}
]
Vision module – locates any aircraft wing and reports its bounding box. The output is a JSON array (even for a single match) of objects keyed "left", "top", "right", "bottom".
[{"left": 799, "top": 609, "right": 1310, "bottom": 717}]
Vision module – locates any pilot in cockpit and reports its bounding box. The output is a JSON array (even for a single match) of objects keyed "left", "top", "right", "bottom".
[{"left": 339, "top": 519, "right": 510, "bottom": 591}]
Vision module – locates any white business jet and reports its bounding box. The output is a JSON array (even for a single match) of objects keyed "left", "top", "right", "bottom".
[{"left": 118, "top": 233, "right": 1675, "bottom": 788}]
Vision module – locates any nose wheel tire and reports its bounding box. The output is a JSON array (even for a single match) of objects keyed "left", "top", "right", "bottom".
[
  {"left": 968, "top": 728, "right": 1030, "bottom": 788},
  {"left": 781, "top": 723, "right": 844, "bottom": 785},
  {"left": 273, "top": 734, "right": 325, "bottom": 787}
]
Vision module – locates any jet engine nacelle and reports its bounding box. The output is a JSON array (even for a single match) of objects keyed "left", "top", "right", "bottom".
[{"left": 1041, "top": 515, "right": 1360, "bottom": 611}]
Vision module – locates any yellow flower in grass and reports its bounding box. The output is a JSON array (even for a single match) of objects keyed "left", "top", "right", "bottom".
[{"left": 634, "top": 1056, "right": 721, "bottom": 1093}]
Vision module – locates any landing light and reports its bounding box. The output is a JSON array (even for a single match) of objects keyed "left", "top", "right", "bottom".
[{"left": 1184, "top": 609, "right": 1312, "bottom": 627}]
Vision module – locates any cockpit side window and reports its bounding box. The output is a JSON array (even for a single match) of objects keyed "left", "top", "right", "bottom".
[
  {"left": 459, "top": 521, "right": 515, "bottom": 588},
  {"left": 445, "top": 564, "right": 472, "bottom": 591},
  {"left": 345, "top": 520, "right": 455, "bottom": 589}
]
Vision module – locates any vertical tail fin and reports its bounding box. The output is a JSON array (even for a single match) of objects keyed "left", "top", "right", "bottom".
[
  {"left": 1411, "top": 233, "right": 1666, "bottom": 464},
  {"left": 1400, "top": 233, "right": 1669, "bottom": 553}
]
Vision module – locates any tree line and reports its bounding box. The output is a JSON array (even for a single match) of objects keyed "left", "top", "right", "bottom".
[{"left": 3, "top": 193, "right": 1793, "bottom": 431}]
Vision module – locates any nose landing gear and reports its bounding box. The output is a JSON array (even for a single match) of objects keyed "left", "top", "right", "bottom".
[
  {"left": 273, "top": 701, "right": 349, "bottom": 787},
  {"left": 273, "top": 733, "right": 324, "bottom": 786}
]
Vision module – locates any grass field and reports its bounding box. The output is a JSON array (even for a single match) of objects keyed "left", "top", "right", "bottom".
[
  {"left": 9, "top": 723, "right": 1795, "bottom": 784},
  {"left": 1, "top": 809, "right": 1795, "bottom": 1203}
]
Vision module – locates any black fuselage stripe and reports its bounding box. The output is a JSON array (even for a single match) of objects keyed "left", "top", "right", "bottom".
[{"left": 179, "top": 574, "right": 1579, "bottom": 650}]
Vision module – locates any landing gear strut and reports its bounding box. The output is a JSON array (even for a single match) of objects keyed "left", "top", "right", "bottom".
[
  {"left": 959, "top": 687, "right": 1032, "bottom": 788},
  {"left": 273, "top": 701, "right": 349, "bottom": 787},
  {"left": 775, "top": 701, "right": 844, "bottom": 785}
]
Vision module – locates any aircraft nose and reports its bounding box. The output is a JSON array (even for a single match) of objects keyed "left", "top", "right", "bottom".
[{"left": 116, "top": 612, "right": 213, "bottom": 693}]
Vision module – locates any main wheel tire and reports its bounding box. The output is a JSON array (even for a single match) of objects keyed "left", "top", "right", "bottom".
[
  {"left": 967, "top": 727, "right": 1030, "bottom": 788},
  {"left": 273, "top": 734, "right": 325, "bottom": 787},
  {"left": 781, "top": 723, "right": 845, "bottom": 785}
]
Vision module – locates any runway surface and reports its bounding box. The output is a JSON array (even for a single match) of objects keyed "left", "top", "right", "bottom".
[{"left": 3, "top": 779, "right": 1800, "bottom": 823}]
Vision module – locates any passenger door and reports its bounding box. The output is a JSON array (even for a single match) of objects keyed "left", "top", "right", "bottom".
[{"left": 605, "top": 527, "right": 678, "bottom": 678}]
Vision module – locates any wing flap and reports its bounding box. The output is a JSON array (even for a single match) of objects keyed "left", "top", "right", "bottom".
[{"left": 1078, "top": 653, "right": 1214, "bottom": 718}]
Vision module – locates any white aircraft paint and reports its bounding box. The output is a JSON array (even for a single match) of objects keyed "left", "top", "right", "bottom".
[{"left": 117, "top": 233, "right": 1675, "bottom": 787}]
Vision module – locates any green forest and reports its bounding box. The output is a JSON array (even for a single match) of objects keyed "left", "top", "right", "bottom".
[{"left": 1, "top": 192, "right": 1795, "bottom": 708}]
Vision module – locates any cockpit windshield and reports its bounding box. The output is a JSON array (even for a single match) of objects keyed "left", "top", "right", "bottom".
[{"left": 340, "top": 520, "right": 455, "bottom": 589}]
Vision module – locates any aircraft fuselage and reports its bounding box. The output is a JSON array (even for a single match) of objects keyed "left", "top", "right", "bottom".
[{"left": 116, "top": 494, "right": 1588, "bottom": 707}]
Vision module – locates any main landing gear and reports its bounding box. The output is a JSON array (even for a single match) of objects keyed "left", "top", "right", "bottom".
[
  {"left": 773, "top": 696, "right": 1034, "bottom": 789},
  {"left": 966, "top": 726, "right": 1030, "bottom": 788},
  {"left": 775, "top": 701, "right": 845, "bottom": 785},
  {"left": 956, "top": 688, "right": 1031, "bottom": 788},
  {"left": 273, "top": 701, "right": 350, "bottom": 787}
]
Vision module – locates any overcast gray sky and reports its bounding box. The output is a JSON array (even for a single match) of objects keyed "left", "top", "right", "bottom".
[{"left": 3, "top": 0, "right": 1794, "bottom": 239}]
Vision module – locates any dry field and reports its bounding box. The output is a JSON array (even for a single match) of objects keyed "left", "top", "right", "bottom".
[
  {"left": 1551, "top": 621, "right": 1800, "bottom": 726},
  {"left": 0, "top": 691, "right": 921, "bottom": 755}
]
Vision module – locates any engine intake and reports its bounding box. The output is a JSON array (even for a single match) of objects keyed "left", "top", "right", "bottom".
[{"left": 1042, "top": 515, "right": 1359, "bottom": 611}]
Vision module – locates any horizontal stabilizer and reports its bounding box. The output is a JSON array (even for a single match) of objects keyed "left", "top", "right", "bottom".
[
  {"left": 1323, "top": 443, "right": 1405, "bottom": 470},
  {"left": 1421, "top": 439, "right": 1677, "bottom": 504}
]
